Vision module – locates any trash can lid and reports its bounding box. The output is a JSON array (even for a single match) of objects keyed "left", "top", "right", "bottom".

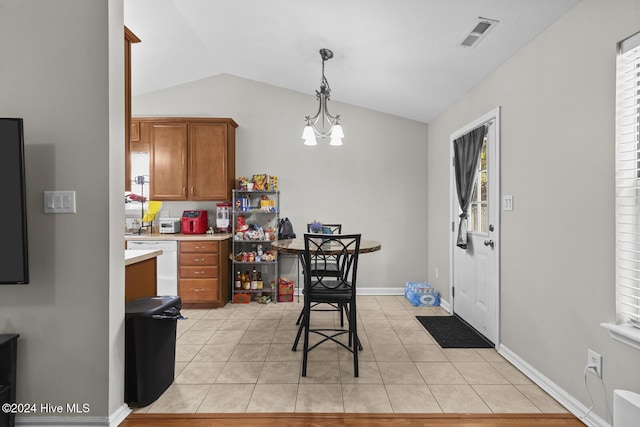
[{"left": 125, "top": 295, "right": 182, "bottom": 317}]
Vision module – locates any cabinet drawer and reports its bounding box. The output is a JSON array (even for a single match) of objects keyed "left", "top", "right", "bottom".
[
  {"left": 180, "top": 253, "right": 218, "bottom": 266},
  {"left": 180, "top": 241, "right": 219, "bottom": 253},
  {"left": 179, "top": 278, "right": 219, "bottom": 302},
  {"left": 180, "top": 265, "right": 218, "bottom": 278}
]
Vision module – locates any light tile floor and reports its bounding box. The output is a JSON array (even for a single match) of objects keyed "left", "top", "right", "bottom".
[{"left": 131, "top": 295, "right": 568, "bottom": 414}]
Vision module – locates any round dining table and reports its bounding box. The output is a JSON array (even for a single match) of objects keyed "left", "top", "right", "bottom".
[
  {"left": 271, "top": 237, "right": 381, "bottom": 301},
  {"left": 271, "top": 238, "right": 382, "bottom": 255}
]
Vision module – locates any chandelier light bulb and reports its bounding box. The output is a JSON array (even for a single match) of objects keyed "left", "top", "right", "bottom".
[
  {"left": 329, "top": 124, "right": 344, "bottom": 146},
  {"left": 302, "top": 124, "right": 317, "bottom": 146}
]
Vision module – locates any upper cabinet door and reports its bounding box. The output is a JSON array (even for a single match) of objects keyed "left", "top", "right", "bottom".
[
  {"left": 149, "top": 123, "right": 188, "bottom": 200},
  {"left": 143, "top": 117, "right": 237, "bottom": 201},
  {"left": 189, "top": 123, "right": 228, "bottom": 201}
]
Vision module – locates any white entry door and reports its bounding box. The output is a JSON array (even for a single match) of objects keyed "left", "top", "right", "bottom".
[{"left": 450, "top": 108, "right": 500, "bottom": 345}]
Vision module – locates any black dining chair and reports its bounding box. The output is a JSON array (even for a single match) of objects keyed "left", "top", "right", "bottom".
[
  {"left": 294, "top": 233, "right": 362, "bottom": 377},
  {"left": 307, "top": 224, "right": 342, "bottom": 275},
  {"left": 296, "top": 224, "right": 344, "bottom": 326}
]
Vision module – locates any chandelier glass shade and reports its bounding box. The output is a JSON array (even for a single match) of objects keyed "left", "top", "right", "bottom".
[{"left": 302, "top": 48, "right": 344, "bottom": 146}]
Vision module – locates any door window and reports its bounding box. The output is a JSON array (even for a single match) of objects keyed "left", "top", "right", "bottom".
[{"left": 469, "top": 136, "right": 488, "bottom": 234}]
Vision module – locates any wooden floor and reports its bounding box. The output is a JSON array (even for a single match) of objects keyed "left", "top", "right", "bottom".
[{"left": 121, "top": 413, "right": 585, "bottom": 427}]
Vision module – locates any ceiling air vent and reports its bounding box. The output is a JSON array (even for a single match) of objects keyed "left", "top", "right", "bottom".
[{"left": 460, "top": 17, "right": 499, "bottom": 48}]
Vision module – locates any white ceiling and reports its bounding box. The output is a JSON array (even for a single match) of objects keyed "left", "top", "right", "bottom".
[{"left": 124, "top": 0, "right": 579, "bottom": 124}]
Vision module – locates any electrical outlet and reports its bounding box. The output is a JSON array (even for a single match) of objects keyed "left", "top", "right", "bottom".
[{"left": 587, "top": 349, "right": 602, "bottom": 377}]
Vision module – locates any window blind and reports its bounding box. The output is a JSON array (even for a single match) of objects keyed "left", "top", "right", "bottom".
[{"left": 616, "top": 32, "right": 640, "bottom": 323}]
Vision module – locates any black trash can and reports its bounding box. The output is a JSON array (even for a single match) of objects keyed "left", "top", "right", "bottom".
[{"left": 125, "top": 295, "right": 182, "bottom": 407}]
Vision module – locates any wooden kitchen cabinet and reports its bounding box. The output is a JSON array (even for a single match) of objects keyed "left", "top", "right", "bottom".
[
  {"left": 179, "top": 239, "right": 230, "bottom": 308},
  {"left": 189, "top": 122, "right": 234, "bottom": 200},
  {"left": 129, "top": 119, "right": 150, "bottom": 153},
  {"left": 141, "top": 117, "right": 237, "bottom": 201},
  {"left": 149, "top": 122, "right": 189, "bottom": 200}
]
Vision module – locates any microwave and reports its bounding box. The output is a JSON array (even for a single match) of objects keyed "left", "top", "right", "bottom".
[{"left": 159, "top": 217, "right": 181, "bottom": 234}]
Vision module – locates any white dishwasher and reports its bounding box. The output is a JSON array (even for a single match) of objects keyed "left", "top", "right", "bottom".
[{"left": 126, "top": 240, "right": 178, "bottom": 296}]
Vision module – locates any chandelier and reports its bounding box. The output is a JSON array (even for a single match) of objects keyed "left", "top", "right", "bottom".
[{"left": 302, "top": 48, "right": 344, "bottom": 146}]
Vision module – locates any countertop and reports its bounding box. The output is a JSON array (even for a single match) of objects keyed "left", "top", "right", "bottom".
[
  {"left": 125, "top": 232, "right": 233, "bottom": 241},
  {"left": 125, "top": 249, "right": 163, "bottom": 266}
]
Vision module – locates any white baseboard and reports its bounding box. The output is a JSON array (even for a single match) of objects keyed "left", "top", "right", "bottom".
[
  {"left": 499, "top": 344, "right": 610, "bottom": 427},
  {"left": 109, "top": 404, "right": 132, "bottom": 426},
  {"left": 293, "top": 286, "right": 406, "bottom": 296},
  {"left": 357, "top": 287, "right": 404, "bottom": 295},
  {"left": 15, "top": 404, "right": 131, "bottom": 427},
  {"left": 438, "top": 298, "right": 452, "bottom": 313},
  {"left": 295, "top": 286, "right": 449, "bottom": 298},
  {"left": 294, "top": 286, "right": 450, "bottom": 310}
]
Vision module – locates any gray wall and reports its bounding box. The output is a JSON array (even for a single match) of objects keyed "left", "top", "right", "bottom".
[
  {"left": 427, "top": 0, "right": 640, "bottom": 422},
  {"left": 0, "top": 0, "right": 126, "bottom": 421},
  {"left": 132, "top": 74, "right": 429, "bottom": 290}
]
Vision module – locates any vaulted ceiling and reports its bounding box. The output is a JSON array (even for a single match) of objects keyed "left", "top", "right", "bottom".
[{"left": 125, "top": 0, "right": 579, "bottom": 123}]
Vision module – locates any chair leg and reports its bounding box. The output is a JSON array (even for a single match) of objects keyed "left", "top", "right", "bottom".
[
  {"left": 351, "top": 302, "right": 359, "bottom": 377},
  {"left": 301, "top": 302, "right": 310, "bottom": 377},
  {"left": 295, "top": 307, "right": 304, "bottom": 325},
  {"left": 342, "top": 304, "right": 362, "bottom": 350},
  {"left": 345, "top": 303, "right": 352, "bottom": 348},
  {"left": 292, "top": 316, "right": 304, "bottom": 351}
]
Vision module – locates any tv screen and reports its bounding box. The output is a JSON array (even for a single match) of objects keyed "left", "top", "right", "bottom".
[{"left": 0, "top": 118, "right": 29, "bottom": 284}]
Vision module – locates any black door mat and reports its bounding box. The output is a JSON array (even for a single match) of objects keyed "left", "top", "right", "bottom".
[{"left": 416, "top": 315, "right": 494, "bottom": 348}]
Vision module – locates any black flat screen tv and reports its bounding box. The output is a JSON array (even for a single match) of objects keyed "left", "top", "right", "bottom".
[{"left": 0, "top": 118, "right": 29, "bottom": 284}]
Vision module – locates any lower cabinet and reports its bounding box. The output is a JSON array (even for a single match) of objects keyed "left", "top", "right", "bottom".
[
  {"left": 125, "top": 257, "right": 157, "bottom": 303},
  {"left": 179, "top": 240, "right": 230, "bottom": 308}
]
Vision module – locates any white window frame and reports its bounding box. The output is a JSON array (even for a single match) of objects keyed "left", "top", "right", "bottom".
[
  {"left": 125, "top": 152, "right": 150, "bottom": 220},
  {"left": 603, "top": 31, "right": 640, "bottom": 349}
]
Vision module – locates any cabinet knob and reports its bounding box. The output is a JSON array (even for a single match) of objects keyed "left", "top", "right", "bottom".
[
  {"left": 194, "top": 258, "right": 205, "bottom": 262},
  {"left": 194, "top": 288, "right": 205, "bottom": 292},
  {"left": 194, "top": 271, "right": 205, "bottom": 274}
]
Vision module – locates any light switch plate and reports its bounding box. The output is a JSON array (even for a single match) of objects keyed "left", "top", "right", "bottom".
[
  {"left": 503, "top": 195, "right": 514, "bottom": 211},
  {"left": 44, "top": 191, "right": 76, "bottom": 214}
]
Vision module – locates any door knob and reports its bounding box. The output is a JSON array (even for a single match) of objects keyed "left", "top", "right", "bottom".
[{"left": 484, "top": 239, "right": 495, "bottom": 248}]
